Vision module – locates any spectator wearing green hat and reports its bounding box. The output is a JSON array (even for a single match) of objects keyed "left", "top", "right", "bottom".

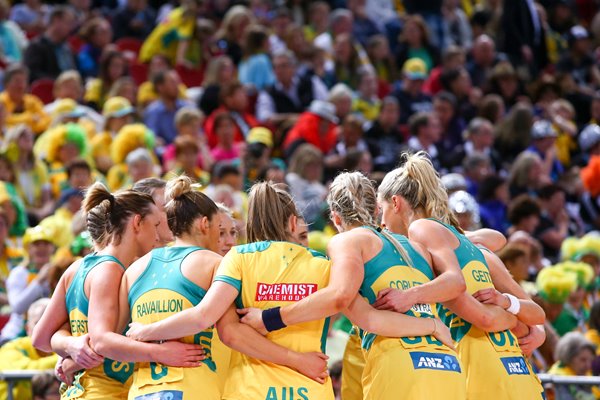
[
  {"left": 44, "top": 123, "right": 89, "bottom": 200},
  {"left": 552, "top": 262, "right": 595, "bottom": 336}
]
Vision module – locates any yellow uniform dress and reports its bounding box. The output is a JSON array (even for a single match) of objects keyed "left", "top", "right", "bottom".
[
  {"left": 127, "top": 246, "right": 220, "bottom": 400},
  {"left": 432, "top": 219, "right": 545, "bottom": 400},
  {"left": 63, "top": 254, "right": 133, "bottom": 399},
  {"left": 139, "top": 7, "right": 195, "bottom": 64},
  {"left": 0, "top": 336, "right": 57, "bottom": 400},
  {"left": 341, "top": 328, "right": 365, "bottom": 400},
  {"left": 359, "top": 227, "right": 465, "bottom": 400},
  {"left": 214, "top": 241, "right": 334, "bottom": 400}
]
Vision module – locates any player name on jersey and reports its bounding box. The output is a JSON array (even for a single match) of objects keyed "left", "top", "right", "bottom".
[
  {"left": 255, "top": 283, "right": 318, "bottom": 301},
  {"left": 135, "top": 298, "right": 184, "bottom": 318}
]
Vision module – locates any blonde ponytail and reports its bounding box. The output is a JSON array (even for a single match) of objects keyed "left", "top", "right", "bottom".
[
  {"left": 247, "top": 182, "right": 299, "bottom": 243},
  {"left": 327, "top": 172, "right": 377, "bottom": 227},
  {"left": 379, "top": 151, "right": 462, "bottom": 232}
]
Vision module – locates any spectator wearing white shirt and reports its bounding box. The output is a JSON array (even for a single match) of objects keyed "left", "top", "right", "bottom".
[{"left": 0, "top": 226, "right": 54, "bottom": 345}]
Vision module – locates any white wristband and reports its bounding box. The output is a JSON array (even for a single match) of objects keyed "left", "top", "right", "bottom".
[{"left": 504, "top": 293, "right": 521, "bottom": 315}]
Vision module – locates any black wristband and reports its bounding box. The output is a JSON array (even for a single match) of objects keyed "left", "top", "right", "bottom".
[{"left": 262, "top": 306, "right": 287, "bottom": 332}]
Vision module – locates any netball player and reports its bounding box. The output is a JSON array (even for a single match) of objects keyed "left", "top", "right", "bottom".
[
  {"left": 126, "top": 181, "right": 454, "bottom": 399},
  {"left": 376, "top": 152, "right": 546, "bottom": 399},
  {"left": 32, "top": 183, "right": 205, "bottom": 399}
]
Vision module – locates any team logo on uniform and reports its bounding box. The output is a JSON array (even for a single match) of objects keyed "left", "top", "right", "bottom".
[
  {"left": 500, "top": 356, "right": 530, "bottom": 375},
  {"left": 409, "top": 352, "right": 462, "bottom": 372},
  {"left": 255, "top": 283, "right": 318, "bottom": 301}
]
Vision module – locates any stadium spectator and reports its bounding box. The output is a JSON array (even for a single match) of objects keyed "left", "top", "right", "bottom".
[
  {"left": 197, "top": 55, "right": 236, "bottom": 117},
  {"left": 77, "top": 17, "right": 113, "bottom": 80},
  {"left": 0, "top": 0, "right": 28, "bottom": 65},
  {"left": 137, "top": 55, "right": 187, "bottom": 109},
  {"left": 0, "top": 226, "right": 54, "bottom": 344},
  {"left": 0, "top": 65, "right": 49, "bottom": 135},
  {"left": 139, "top": 0, "right": 204, "bottom": 67},
  {"left": 402, "top": 111, "right": 442, "bottom": 170},
  {"left": 238, "top": 25, "right": 274, "bottom": 91},
  {"left": 256, "top": 50, "right": 328, "bottom": 125},
  {"left": 44, "top": 70, "right": 104, "bottom": 131},
  {"left": 466, "top": 34, "right": 503, "bottom": 90},
  {"left": 549, "top": 332, "right": 596, "bottom": 398},
  {"left": 351, "top": 66, "right": 381, "bottom": 122},
  {"left": 210, "top": 111, "right": 242, "bottom": 163},
  {"left": 84, "top": 49, "right": 129, "bottom": 110},
  {"left": 204, "top": 81, "right": 257, "bottom": 149},
  {"left": 507, "top": 194, "right": 541, "bottom": 236},
  {"left": 143, "top": 69, "right": 193, "bottom": 145},
  {"left": 0, "top": 298, "right": 57, "bottom": 400},
  {"left": 9, "top": 0, "right": 48, "bottom": 37},
  {"left": 111, "top": 0, "right": 157, "bottom": 41},
  {"left": 23, "top": 6, "right": 76, "bottom": 82},
  {"left": 365, "top": 96, "right": 403, "bottom": 172},
  {"left": 499, "top": 0, "right": 548, "bottom": 76},
  {"left": 283, "top": 99, "right": 338, "bottom": 157},
  {"left": 213, "top": 5, "right": 254, "bottom": 66},
  {"left": 286, "top": 143, "right": 327, "bottom": 225},
  {"left": 394, "top": 14, "right": 440, "bottom": 73},
  {"left": 393, "top": 58, "right": 433, "bottom": 124}
]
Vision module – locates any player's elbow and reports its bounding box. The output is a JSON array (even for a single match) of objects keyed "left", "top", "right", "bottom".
[
  {"left": 332, "top": 288, "right": 355, "bottom": 314},
  {"left": 31, "top": 327, "right": 51, "bottom": 353},
  {"left": 216, "top": 323, "right": 239, "bottom": 349},
  {"left": 90, "top": 334, "right": 111, "bottom": 357},
  {"left": 449, "top": 274, "right": 467, "bottom": 299}
]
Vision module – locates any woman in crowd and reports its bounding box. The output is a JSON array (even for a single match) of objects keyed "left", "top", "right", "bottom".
[
  {"left": 32, "top": 183, "right": 205, "bottom": 399},
  {"left": 549, "top": 332, "right": 596, "bottom": 400},
  {"left": 126, "top": 180, "right": 455, "bottom": 399}
]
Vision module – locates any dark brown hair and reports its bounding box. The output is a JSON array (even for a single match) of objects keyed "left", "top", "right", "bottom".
[
  {"left": 164, "top": 176, "right": 218, "bottom": 237},
  {"left": 83, "top": 182, "right": 155, "bottom": 246}
]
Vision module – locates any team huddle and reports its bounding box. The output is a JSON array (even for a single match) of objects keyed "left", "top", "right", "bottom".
[{"left": 29, "top": 151, "right": 546, "bottom": 400}]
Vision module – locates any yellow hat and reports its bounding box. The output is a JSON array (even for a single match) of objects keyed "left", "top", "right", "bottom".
[
  {"left": 402, "top": 58, "right": 427, "bottom": 80},
  {"left": 52, "top": 99, "right": 85, "bottom": 121},
  {"left": 103, "top": 96, "right": 135, "bottom": 118},
  {"left": 247, "top": 127, "right": 273, "bottom": 148},
  {"left": 39, "top": 215, "right": 73, "bottom": 249},
  {"left": 110, "top": 123, "right": 156, "bottom": 164},
  {"left": 23, "top": 225, "right": 55, "bottom": 247}
]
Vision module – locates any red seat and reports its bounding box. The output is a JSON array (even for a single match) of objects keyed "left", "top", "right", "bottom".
[
  {"left": 68, "top": 36, "right": 85, "bottom": 54},
  {"left": 175, "top": 65, "right": 204, "bottom": 88},
  {"left": 30, "top": 79, "right": 55, "bottom": 104},
  {"left": 116, "top": 37, "right": 142, "bottom": 55},
  {"left": 129, "top": 61, "right": 148, "bottom": 86}
]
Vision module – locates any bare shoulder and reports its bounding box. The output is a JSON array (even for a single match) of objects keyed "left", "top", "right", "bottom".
[
  {"left": 408, "top": 240, "right": 433, "bottom": 265},
  {"left": 62, "top": 258, "right": 84, "bottom": 288},
  {"left": 126, "top": 253, "right": 152, "bottom": 277},
  {"left": 328, "top": 228, "right": 377, "bottom": 249},
  {"left": 196, "top": 249, "right": 223, "bottom": 264},
  {"left": 408, "top": 219, "right": 458, "bottom": 248}
]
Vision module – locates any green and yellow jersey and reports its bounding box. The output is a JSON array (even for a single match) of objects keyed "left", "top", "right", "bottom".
[
  {"left": 358, "top": 227, "right": 465, "bottom": 400},
  {"left": 432, "top": 219, "right": 545, "bottom": 400},
  {"left": 63, "top": 254, "right": 133, "bottom": 400},
  {"left": 127, "top": 246, "right": 220, "bottom": 400},
  {"left": 214, "top": 241, "right": 333, "bottom": 400}
]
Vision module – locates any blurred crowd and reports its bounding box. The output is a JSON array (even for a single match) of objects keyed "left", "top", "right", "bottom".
[{"left": 0, "top": 0, "right": 599, "bottom": 398}]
